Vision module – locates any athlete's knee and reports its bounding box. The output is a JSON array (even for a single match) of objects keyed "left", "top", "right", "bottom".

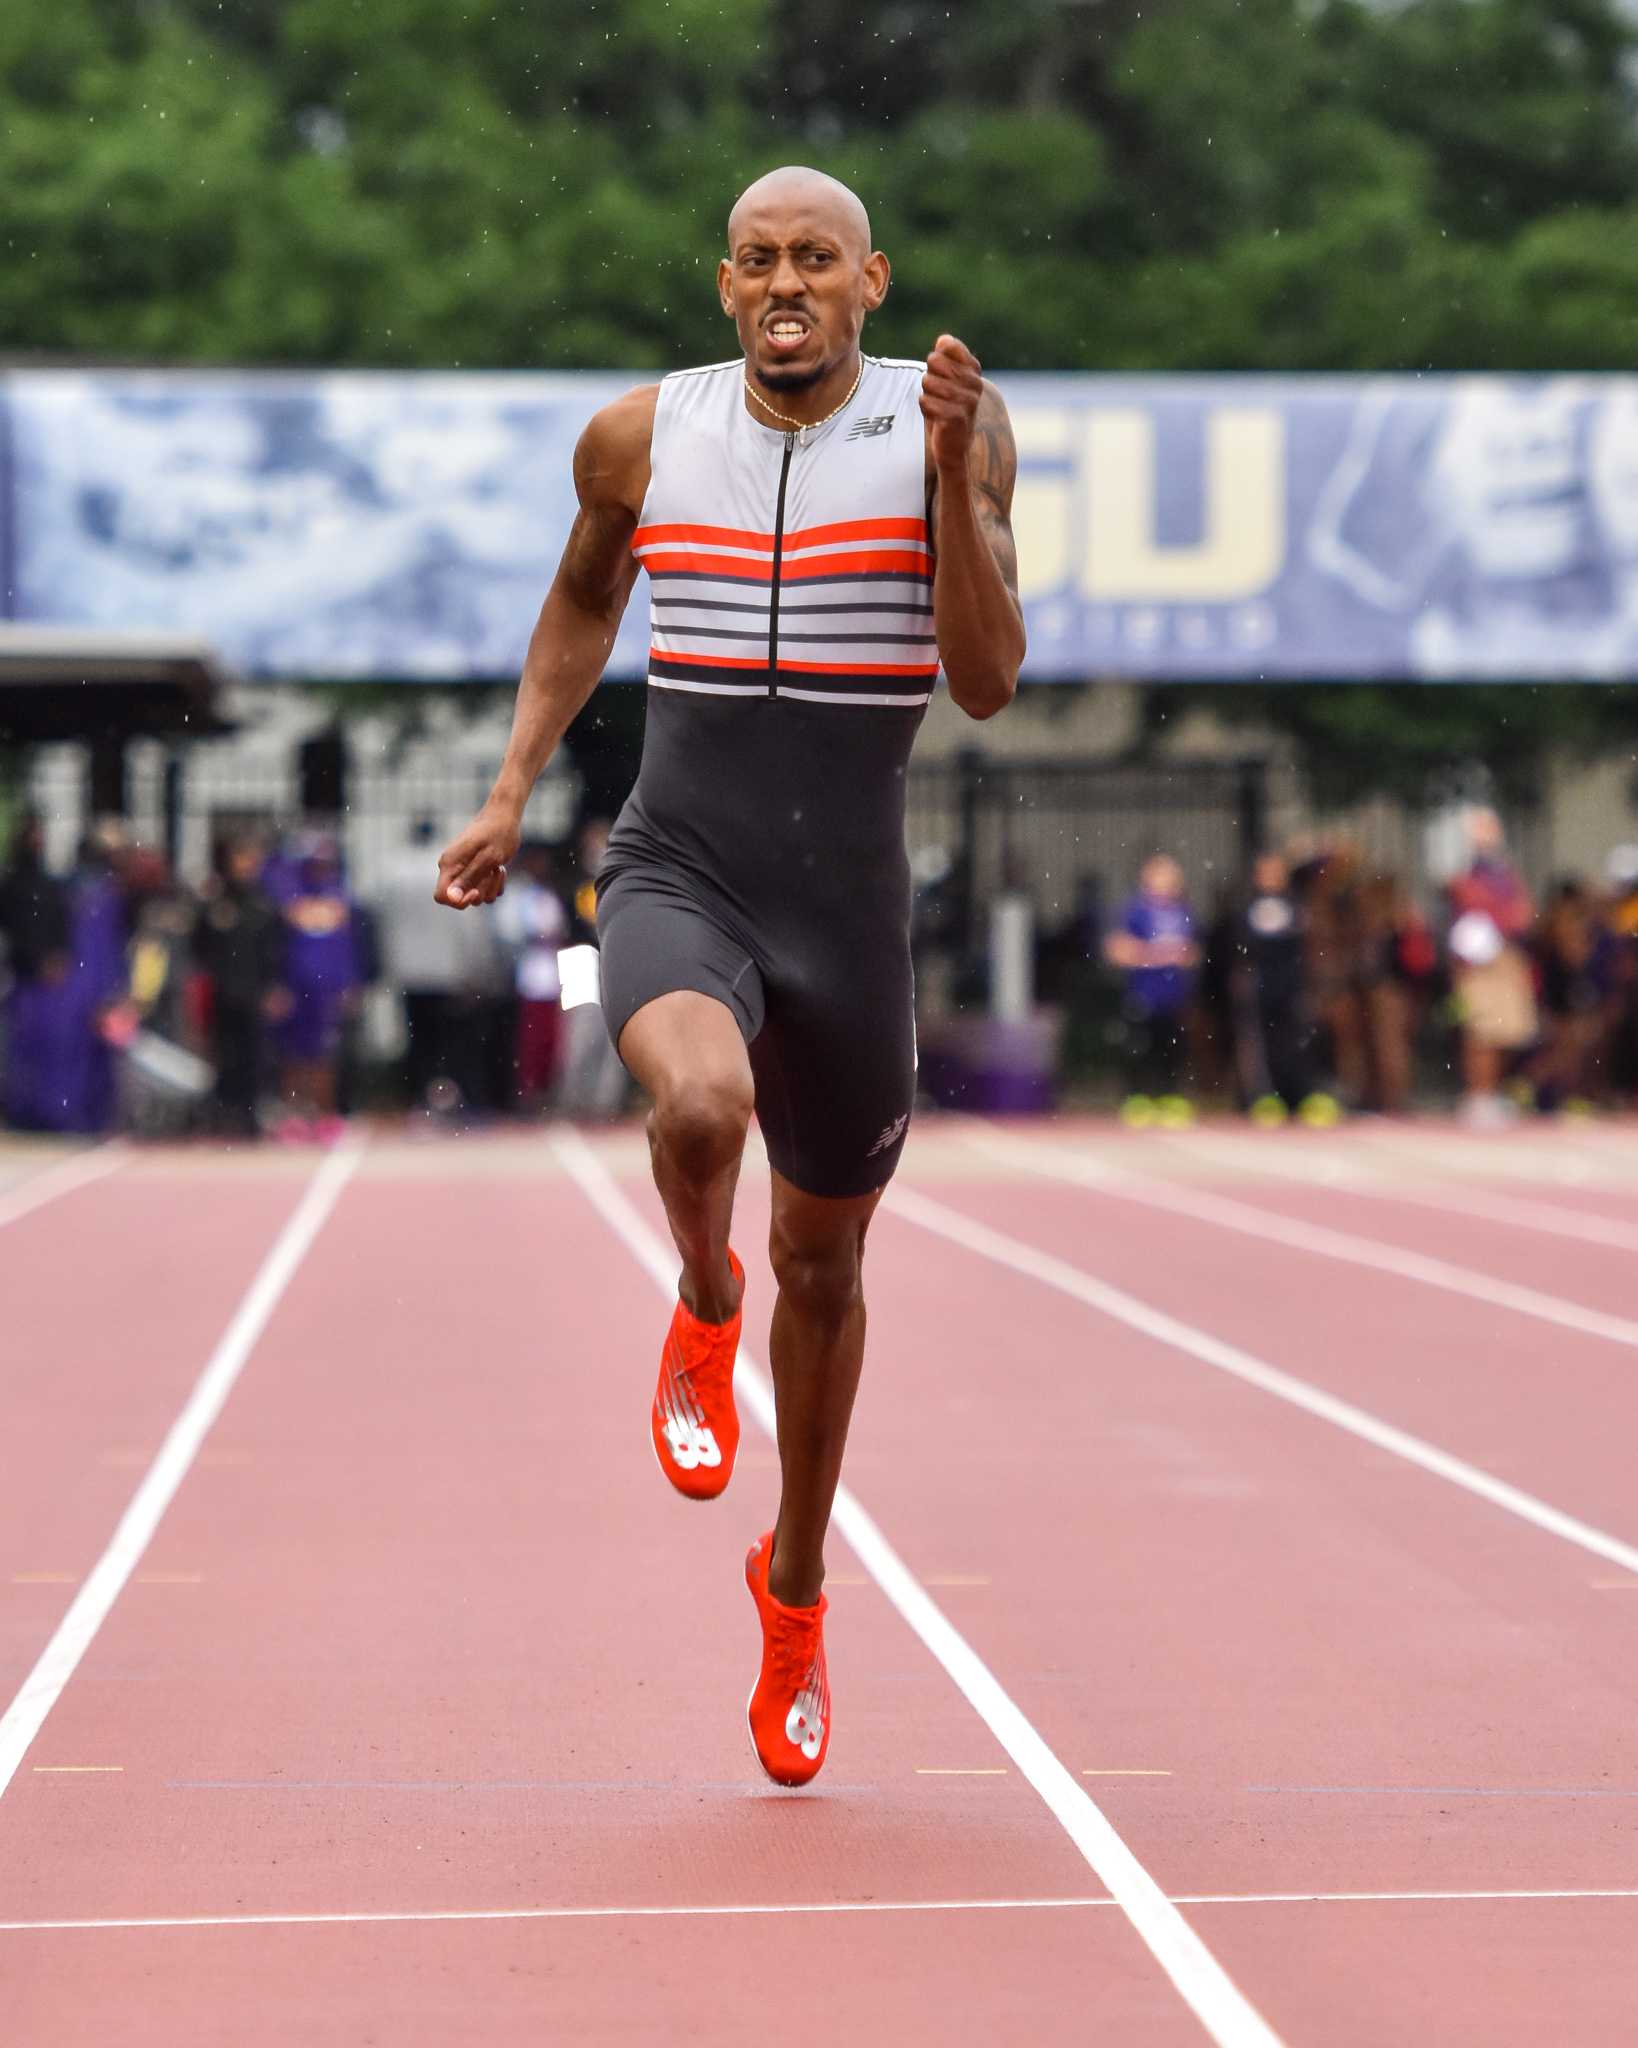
[
  {"left": 651, "top": 1066, "right": 754, "bottom": 1182},
  {"left": 769, "top": 1227, "right": 864, "bottom": 1334}
]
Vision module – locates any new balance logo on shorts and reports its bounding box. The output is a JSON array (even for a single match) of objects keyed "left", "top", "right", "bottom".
[
  {"left": 846, "top": 413, "right": 895, "bottom": 440},
  {"left": 866, "top": 1112, "right": 909, "bottom": 1157}
]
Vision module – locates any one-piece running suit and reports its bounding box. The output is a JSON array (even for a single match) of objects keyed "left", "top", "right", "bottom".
[{"left": 596, "top": 354, "right": 937, "bottom": 1198}]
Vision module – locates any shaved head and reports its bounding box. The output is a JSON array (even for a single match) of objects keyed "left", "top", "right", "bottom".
[
  {"left": 727, "top": 166, "right": 871, "bottom": 260},
  {"left": 719, "top": 165, "right": 888, "bottom": 401}
]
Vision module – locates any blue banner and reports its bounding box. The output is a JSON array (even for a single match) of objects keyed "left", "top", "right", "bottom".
[{"left": 4, "top": 369, "right": 1637, "bottom": 681}]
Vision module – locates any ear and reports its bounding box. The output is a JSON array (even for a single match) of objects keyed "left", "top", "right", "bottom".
[
  {"left": 861, "top": 250, "right": 891, "bottom": 314},
  {"left": 717, "top": 255, "right": 735, "bottom": 319}
]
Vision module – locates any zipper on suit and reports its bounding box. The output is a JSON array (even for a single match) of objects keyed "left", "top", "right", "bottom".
[{"left": 767, "top": 430, "right": 795, "bottom": 699}]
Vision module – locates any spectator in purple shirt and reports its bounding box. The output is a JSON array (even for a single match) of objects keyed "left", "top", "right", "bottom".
[
  {"left": 1104, "top": 854, "right": 1200, "bottom": 1123},
  {"left": 277, "top": 837, "right": 362, "bottom": 1141}
]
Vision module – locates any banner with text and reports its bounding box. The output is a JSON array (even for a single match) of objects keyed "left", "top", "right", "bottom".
[{"left": 3, "top": 369, "right": 1636, "bottom": 681}]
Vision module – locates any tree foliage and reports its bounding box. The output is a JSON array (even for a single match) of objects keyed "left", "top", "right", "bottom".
[
  {"left": 4, "top": 0, "right": 1637, "bottom": 793},
  {"left": 2, "top": 0, "right": 1636, "bottom": 372}
]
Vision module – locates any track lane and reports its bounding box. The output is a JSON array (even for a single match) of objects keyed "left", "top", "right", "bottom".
[
  {"left": 0, "top": 1159, "right": 315, "bottom": 1701},
  {"left": 2, "top": 1146, "right": 1198, "bottom": 2047},
  {"left": 774, "top": 1142, "right": 1638, "bottom": 2042},
  {"left": 922, "top": 1143, "right": 1638, "bottom": 1552}
]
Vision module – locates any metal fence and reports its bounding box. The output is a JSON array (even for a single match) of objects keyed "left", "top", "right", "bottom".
[
  {"left": 906, "top": 752, "right": 1271, "bottom": 952},
  {"left": 16, "top": 730, "right": 1553, "bottom": 936}
]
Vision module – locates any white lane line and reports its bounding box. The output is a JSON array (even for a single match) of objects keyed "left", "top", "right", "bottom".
[
  {"left": 962, "top": 1124, "right": 1638, "bottom": 1357},
  {"left": 0, "top": 1143, "right": 125, "bottom": 1229},
  {"left": 0, "top": 1139, "right": 364, "bottom": 1802},
  {"left": 1349, "top": 1125, "right": 1599, "bottom": 1187},
  {"left": 551, "top": 1130, "right": 1282, "bottom": 2048},
  {"left": 883, "top": 1181, "right": 1638, "bottom": 1580},
  {"left": 8, "top": 1887, "right": 1638, "bottom": 1934},
  {"left": 0, "top": 1899, "right": 1110, "bottom": 1933},
  {"left": 1165, "top": 1132, "right": 1638, "bottom": 1255}
]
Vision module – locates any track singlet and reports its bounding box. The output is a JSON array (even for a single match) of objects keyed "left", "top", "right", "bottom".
[{"left": 610, "top": 355, "right": 938, "bottom": 927}]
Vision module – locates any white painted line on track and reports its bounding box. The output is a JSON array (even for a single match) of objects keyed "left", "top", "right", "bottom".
[
  {"left": 0, "top": 1142, "right": 124, "bottom": 1229},
  {"left": 0, "top": 1138, "right": 364, "bottom": 1803},
  {"left": 10, "top": 1888, "right": 1638, "bottom": 1934},
  {"left": 962, "top": 1124, "right": 1638, "bottom": 1357},
  {"left": 1163, "top": 1131, "right": 1638, "bottom": 1255},
  {"left": 884, "top": 1179, "right": 1638, "bottom": 1580},
  {"left": 1349, "top": 1125, "right": 1600, "bottom": 1186},
  {"left": 552, "top": 1129, "right": 1283, "bottom": 2048},
  {"left": 1, "top": 1898, "right": 1111, "bottom": 1933}
]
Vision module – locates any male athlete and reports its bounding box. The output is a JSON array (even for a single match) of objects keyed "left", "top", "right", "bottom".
[{"left": 436, "top": 167, "right": 1023, "bottom": 1785}]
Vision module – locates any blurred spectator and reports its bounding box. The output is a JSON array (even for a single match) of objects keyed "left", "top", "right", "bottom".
[
  {"left": 1354, "top": 871, "right": 1438, "bottom": 1113},
  {"left": 1606, "top": 845, "right": 1638, "bottom": 1105},
  {"left": 50, "top": 823, "right": 130, "bottom": 1135},
  {"left": 0, "top": 812, "right": 71, "bottom": 1131},
  {"left": 568, "top": 816, "right": 609, "bottom": 945},
  {"left": 1446, "top": 805, "right": 1537, "bottom": 1126},
  {"left": 192, "top": 835, "right": 287, "bottom": 1137},
  {"left": 276, "top": 834, "right": 363, "bottom": 1139},
  {"left": 1531, "top": 877, "right": 1619, "bottom": 1111},
  {"left": 493, "top": 842, "right": 569, "bottom": 1113},
  {"left": 377, "top": 818, "right": 466, "bottom": 1114},
  {"left": 1300, "top": 839, "right": 1366, "bottom": 1109},
  {"left": 108, "top": 848, "right": 213, "bottom": 1136},
  {"left": 1232, "top": 851, "right": 1323, "bottom": 1119},
  {"left": 557, "top": 815, "right": 630, "bottom": 1118},
  {"left": 122, "top": 849, "right": 196, "bottom": 1046},
  {"left": 1103, "top": 853, "right": 1199, "bottom": 1121}
]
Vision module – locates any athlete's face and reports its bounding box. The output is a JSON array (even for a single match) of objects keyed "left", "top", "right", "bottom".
[{"left": 719, "top": 198, "right": 889, "bottom": 394}]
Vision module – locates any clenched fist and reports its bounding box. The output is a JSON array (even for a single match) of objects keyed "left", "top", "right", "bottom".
[
  {"left": 919, "top": 333, "right": 984, "bottom": 473},
  {"left": 434, "top": 801, "right": 521, "bottom": 909}
]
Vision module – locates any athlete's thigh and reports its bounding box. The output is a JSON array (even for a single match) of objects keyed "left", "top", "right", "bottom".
[
  {"left": 596, "top": 868, "right": 766, "bottom": 1084},
  {"left": 749, "top": 940, "right": 916, "bottom": 1201}
]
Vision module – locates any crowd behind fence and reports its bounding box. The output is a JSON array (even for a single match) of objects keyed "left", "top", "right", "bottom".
[{"left": 2, "top": 749, "right": 1636, "bottom": 1140}]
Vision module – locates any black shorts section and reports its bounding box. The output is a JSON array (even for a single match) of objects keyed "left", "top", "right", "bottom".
[
  {"left": 595, "top": 867, "right": 765, "bottom": 1048},
  {"left": 594, "top": 864, "right": 915, "bottom": 1201}
]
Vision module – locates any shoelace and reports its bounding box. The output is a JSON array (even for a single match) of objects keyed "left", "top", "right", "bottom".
[
  {"left": 762, "top": 1596, "right": 826, "bottom": 1697},
  {"left": 665, "top": 1340, "right": 731, "bottom": 1412}
]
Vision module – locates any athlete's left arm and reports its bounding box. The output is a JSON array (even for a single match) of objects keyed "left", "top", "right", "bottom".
[{"left": 924, "top": 336, "right": 1026, "bottom": 720}]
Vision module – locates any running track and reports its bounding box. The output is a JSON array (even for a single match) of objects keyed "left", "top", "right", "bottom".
[{"left": 5, "top": 1116, "right": 1638, "bottom": 2043}]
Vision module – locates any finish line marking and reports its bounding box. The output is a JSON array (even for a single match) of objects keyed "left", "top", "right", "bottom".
[
  {"left": 10, "top": 1888, "right": 1638, "bottom": 1934},
  {"left": 0, "top": 1140, "right": 364, "bottom": 1803},
  {"left": 553, "top": 1130, "right": 1283, "bottom": 2048}
]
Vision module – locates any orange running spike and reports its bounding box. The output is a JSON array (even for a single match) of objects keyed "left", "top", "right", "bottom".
[
  {"left": 650, "top": 1251, "right": 743, "bottom": 1501},
  {"left": 745, "top": 1531, "right": 831, "bottom": 1786}
]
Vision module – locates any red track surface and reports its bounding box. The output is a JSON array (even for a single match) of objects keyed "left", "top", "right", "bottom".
[{"left": 4, "top": 1117, "right": 1638, "bottom": 2043}]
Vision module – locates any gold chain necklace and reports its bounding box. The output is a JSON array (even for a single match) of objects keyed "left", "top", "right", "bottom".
[{"left": 743, "top": 357, "right": 864, "bottom": 446}]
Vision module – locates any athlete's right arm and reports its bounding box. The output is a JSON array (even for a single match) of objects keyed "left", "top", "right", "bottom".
[{"left": 435, "top": 386, "right": 656, "bottom": 909}]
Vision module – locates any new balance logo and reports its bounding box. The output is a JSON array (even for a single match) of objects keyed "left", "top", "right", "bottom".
[
  {"left": 847, "top": 413, "right": 895, "bottom": 440},
  {"left": 866, "top": 1112, "right": 909, "bottom": 1157},
  {"left": 661, "top": 1410, "right": 722, "bottom": 1472},
  {"left": 657, "top": 1359, "right": 722, "bottom": 1471},
  {"left": 785, "top": 1661, "right": 828, "bottom": 1760}
]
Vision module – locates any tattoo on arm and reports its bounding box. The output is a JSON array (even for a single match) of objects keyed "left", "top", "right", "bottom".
[
  {"left": 930, "top": 386, "right": 1021, "bottom": 603},
  {"left": 966, "top": 386, "right": 1021, "bottom": 603}
]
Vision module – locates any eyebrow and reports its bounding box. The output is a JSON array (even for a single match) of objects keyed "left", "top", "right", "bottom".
[{"left": 733, "top": 234, "right": 843, "bottom": 257}]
